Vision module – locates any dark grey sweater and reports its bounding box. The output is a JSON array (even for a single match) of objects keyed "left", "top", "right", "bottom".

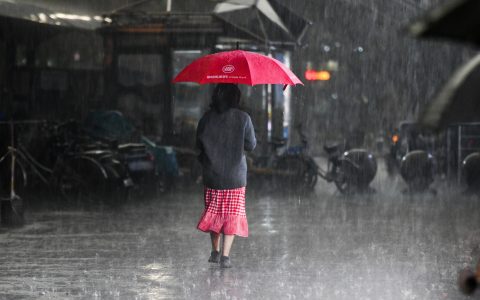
[{"left": 196, "top": 108, "right": 256, "bottom": 189}]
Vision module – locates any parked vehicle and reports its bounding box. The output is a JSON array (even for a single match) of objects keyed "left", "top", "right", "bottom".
[
  {"left": 462, "top": 152, "right": 480, "bottom": 194},
  {"left": 247, "top": 137, "right": 318, "bottom": 194},
  {"left": 44, "top": 120, "right": 134, "bottom": 201},
  {"left": 318, "top": 143, "right": 377, "bottom": 194},
  {"left": 399, "top": 150, "right": 436, "bottom": 193},
  {"left": 385, "top": 121, "right": 436, "bottom": 171},
  {"left": 0, "top": 120, "right": 133, "bottom": 226},
  {"left": 82, "top": 111, "right": 179, "bottom": 193},
  {"left": 247, "top": 123, "right": 378, "bottom": 195}
]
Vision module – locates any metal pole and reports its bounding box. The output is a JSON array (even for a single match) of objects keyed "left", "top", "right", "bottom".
[
  {"left": 447, "top": 127, "right": 451, "bottom": 181},
  {"left": 167, "top": 0, "right": 172, "bottom": 12},
  {"left": 267, "top": 82, "right": 272, "bottom": 142},
  {"left": 10, "top": 120, "right": 16, "bottom": 199},
  {"left": 457, "top": 125, "right": 462, "bottom": 184}
]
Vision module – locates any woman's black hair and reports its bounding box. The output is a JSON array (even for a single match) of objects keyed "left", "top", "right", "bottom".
[{"left": 210, "top": 83, "right": 241, "bottom": 113}]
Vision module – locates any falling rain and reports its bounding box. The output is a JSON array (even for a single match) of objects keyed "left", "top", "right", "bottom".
[{"left": 0, "top": 0, "right": 479, "bottom": 299}]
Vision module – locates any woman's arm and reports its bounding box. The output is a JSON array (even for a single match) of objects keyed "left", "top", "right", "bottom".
[
  {"left": 244, "top": 116, "right": 256, "bottom": 152},
  {"left": 196, "top": 116, "right": 206, "bottom": 161}
]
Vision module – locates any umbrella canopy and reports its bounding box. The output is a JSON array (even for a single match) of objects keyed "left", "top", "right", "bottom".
[
  {"left": 420, "top": 53, "right": 480, "bottom": 130},
  {"left": 172, "top": 50, "right": 303, "bottom": 87},
  {"left": 409, "top": 0, "right": 480, "bottom": 46},
  {"left": 213, "top": 0, "right": 311, "bottom": 47}
]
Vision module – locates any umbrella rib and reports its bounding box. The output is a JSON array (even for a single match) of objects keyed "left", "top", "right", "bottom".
[
  {"left": 272, "top": 59, "right": 296, "bottom": 85},
  {"left": 256, "top": 51, "right": 297, "bottom": 85},
  {"left": 240, "top": 51, "right": 254, "bottom": 86}
]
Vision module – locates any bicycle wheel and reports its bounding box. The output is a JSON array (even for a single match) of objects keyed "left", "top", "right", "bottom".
[
  {"left": 341, "top": 150, "right": 377, "bottom": 193},
  {"left": 335, "top": 158, "right": 363, "bottom": 194},
  {"left": 0, "top": 158, "right": 27, "bottom": 199},
  {"left": 274, "top": 156, "right": 310, "bottom": 193},
  {"left": 1, "top": 195, "right": 24, "bottom": 226},
  {"left": 303, "top": 157, "right": 319, "bottom": 191},
  {"left": 53, "top": 156, "right": 109, "bottom": 204},
  {"left": 333, "top": 170, "right": 349, "bottom": 194},
  {"left": 99, "top": 157, "right": 132, "bottom": 204}
]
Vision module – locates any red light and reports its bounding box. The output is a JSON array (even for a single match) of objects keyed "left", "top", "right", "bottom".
[
  {"left": 305, "top": 70, "right": 316, "bottom": 80},
  {"left": 305, "top": 70, "right": 331, "bottom": 81}
]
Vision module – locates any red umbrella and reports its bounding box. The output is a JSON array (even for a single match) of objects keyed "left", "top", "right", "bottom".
[{"left": 172, "top": 50, "right": 303, "bottom": 87}]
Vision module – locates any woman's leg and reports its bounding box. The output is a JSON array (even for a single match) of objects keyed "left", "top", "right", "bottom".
[
  {"left": 210, "top": 232, "right": 221, "bottom": 252},
  {"left": 222, "top": 234, "right": 235, "bottom": 257}
]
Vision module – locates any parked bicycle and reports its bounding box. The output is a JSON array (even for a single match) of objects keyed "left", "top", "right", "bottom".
[
  {"left": 83, "top": 110, "right": 179, "bottom": 194},
  {"left": 247, "top": 132, "right": 318, "bottom": 194},
  {"left": 0, "top": 120, "right": 29, "bottom": 225},
  {"left": 247, "top": 125, "right": 378, "bottom": 195},
  {"left": 316, "top": 143, "right": 378, "bottom": 194},
  {"left": 0, "top": 120, "right": 133, "bottom": 225},
  {"left": 35, "top": 120, "right": 134, "bottom": 203}
]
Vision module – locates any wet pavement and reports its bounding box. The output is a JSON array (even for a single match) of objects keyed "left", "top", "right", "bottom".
[{"left": 1, "top": 160, "right": 479, "bottom": 299}]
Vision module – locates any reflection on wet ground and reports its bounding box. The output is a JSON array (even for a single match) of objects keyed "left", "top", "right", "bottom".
[{"left": 0, "top": 161, "right": 479, "bottom": 299}]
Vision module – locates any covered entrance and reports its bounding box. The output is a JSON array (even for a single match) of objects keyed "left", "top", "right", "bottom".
[{"left": 100, "top": 0, "right": 310, "bottom": 151}]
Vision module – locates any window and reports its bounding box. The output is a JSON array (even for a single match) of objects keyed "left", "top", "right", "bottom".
[
  {"left": 171, "top": 50, "right": 210, "bottom": 147},
  {"left": 117, "top": 54, "right": 165, "bottom": 87}
]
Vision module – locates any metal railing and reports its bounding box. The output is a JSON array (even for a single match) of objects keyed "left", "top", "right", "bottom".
[{"left": 446, "top": 122, "right": 480, "bottom": 183}]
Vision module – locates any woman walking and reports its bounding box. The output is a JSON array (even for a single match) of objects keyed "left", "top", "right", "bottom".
[{"left": 196, "top": 83, "right": 256, "bottom": 268}]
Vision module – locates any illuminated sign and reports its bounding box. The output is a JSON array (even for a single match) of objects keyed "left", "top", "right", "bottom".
[{"left": 305, "top": 70, "right": 331, "bottom": 81}]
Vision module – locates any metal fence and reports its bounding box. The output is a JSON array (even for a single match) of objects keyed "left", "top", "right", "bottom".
[{"left": 447, "top": 123, "right": 480, "bottom": 183}]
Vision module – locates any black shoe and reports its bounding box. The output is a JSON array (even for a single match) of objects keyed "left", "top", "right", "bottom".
[
  {"left": 220, "top": 256, "right": 232, "bottom": 268},
  {"left": 208, "top": 250, "right": 220, "bottom": 263}
]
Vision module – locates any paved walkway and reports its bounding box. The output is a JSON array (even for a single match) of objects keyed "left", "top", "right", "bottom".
[{"left": 0, "top": 166, "right": 479, "bottom": 299}]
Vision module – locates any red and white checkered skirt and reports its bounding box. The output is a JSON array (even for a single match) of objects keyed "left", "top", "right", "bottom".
[{"left": 197, "top": 186, "right": 248, "bottom": 237}]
